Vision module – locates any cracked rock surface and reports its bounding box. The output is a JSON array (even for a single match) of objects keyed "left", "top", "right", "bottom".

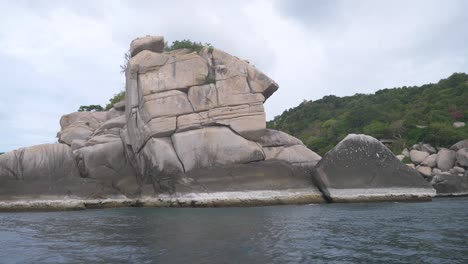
[{"left": 0, "top": 35, "right": 323, "bottom": 204}]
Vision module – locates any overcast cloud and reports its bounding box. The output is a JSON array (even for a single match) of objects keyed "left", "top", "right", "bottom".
[{"left": 0, "top": 0, "right": 467, "bottom": 152}]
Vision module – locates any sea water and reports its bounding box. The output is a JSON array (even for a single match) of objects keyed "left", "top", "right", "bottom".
[{"left": 0, "top": 197, "right": 467, "bottom": 263}]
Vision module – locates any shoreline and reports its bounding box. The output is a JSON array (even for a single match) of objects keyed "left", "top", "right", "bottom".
[
  {"left": 0, "top": 188, "right": 461, "bottom": 212},
  {"left": 0, "top": 189, "right": 326, "bottom": 212}
]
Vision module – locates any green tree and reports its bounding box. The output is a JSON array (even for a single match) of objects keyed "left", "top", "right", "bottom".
[
  {"left": 78, "top": 105, "right": 104, "bottom": 112},
  {"left": 105, "top": 91, "right": 125, "bottom": 110}
]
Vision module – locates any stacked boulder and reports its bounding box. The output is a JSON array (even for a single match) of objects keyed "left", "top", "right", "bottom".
[
  {"left": 122, "top": 36, "right": 322, "bottom": 200},
  {"left": 312, "top": 134, "right": 435, "bottom": 202},
  {"left": 0, "top": 35, "right": 323, "bottom": 207},
  {"left": 400, "top": 140, "right": 468, "bottom": 196}
]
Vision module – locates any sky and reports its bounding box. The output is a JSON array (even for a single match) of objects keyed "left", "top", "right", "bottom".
[{"left": 1, "top": 0, "right": 467, "bottom": 152}]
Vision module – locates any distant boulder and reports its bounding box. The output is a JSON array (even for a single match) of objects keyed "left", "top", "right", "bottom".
[
  {"left": 431, "top": 172, "right": 468, "bottom": 196},
  {"left": 450, "top": 139, "right": 468, "bottom": 151},
  {"left": 410, "top": 150, "right": 429, "bottom": 164},
  {"left": 312, "top": 134, "right": 435, "bottom": 202},
  {"left": 437, "top": 149, "right": 456, "bottom": 172}
]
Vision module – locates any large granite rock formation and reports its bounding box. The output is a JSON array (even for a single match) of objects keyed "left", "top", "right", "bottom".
[
  {"left": 312, "top": 134, "right": 436, "bottom": 202},
  {"left": 0, "top": 35, "right": 324, "bottom": 209}
]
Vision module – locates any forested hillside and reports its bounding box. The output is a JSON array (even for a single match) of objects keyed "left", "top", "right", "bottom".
[{"left": 267, "top": 73, "right": 468, "bottom": 155}]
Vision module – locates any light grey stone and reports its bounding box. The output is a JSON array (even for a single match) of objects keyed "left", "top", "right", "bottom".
[
  {"left": 421, "top": 144, "right": 436, "bottom": 154},
  {"left": 453, "top": 122, "right": 465, "bottom": 128},
  {"left": 146, "top": 117, "right": 177, "bottom": 138},
  {"left": 130, "top": 35, "right": 165, "bottom": 57},
  {"left": 263, "top": 145, "right": 321, "bottom": 167},
  {"left": 456, "top": 148, "right": 468, "bottom": 167},
  {"left": 241, "top": 129, "right": 304, "bottom": 147},
  {"left": 188, "top": 84, "right": 218, "bottom": 112},
  {"left": 129, "top": 50, "right": 169, "bottom": 73},
  {"left": 216, "top": 75, "right": 265, "bottom": 107},
  {"left": 402, "top": 148, "right": 410, "bottom": 157},
  {"left": 450, "top": 139, "right": 468, "bottom": 151},
  {"left": 417, "top": 166, "right": 432, "bottom": 177},
  {"left": 421, "top": 154, "right": 438, "bottom": 168},
  {"left": 58, "top": 111, "right": 109, "bottom": 145},
  {"left": 0, "top": 144, "right": 80, "bottom": 181},
  {"left": 172, "top": 127, "right": 265, "bottom": 172},
  {"left": 247, "top": 65, "right": 279, "bottom": 100},
  {"left": 142, "top": 90, "right": 194, "bottom": 120},
  {"left": 113, "top": 101, "right": 126, "bottom": 111},
  {"left": 451, "top": 166, "right": 465, "bottom": 174},
  {"left": 437, "top": 149, "right": 457, "bottom": 171},
  {"left": 138, "top": 53, "right": 209, "bottom": 95},
  {"left": 74, "top": 141, "right": 139, "bottom": 196},
  {"left": 410, "top": 150, "right": 429, "bottom": 164},
  {"left": 396, "top": 155, "right": 405, "bottom": 161},
  {"left": 137, "top": 137, "right": 184, "bottom": 193}
]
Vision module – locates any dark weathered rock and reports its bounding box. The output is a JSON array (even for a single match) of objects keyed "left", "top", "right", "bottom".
[
  {"left": 431, "top": 173, "right": 468, "bottom": 196},
  {"left": 0, "top": 144, "right": 114, "bottom": 199},
  {"left": 450, "top": 139, "right": 468, "bottom": 152},
  {"left": 456, "top": 148, "right": 468, "bottom": 167},
  {"left": 312, "top": 134, "right": 435, "bottom": 202}
]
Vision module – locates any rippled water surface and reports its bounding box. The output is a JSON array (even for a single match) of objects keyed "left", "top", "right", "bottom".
[{"left": 0, "top": 197, "right": 467, "bottom": 264}]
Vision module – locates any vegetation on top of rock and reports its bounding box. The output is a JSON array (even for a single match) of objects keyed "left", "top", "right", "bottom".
[
  {"left": 78, "top": 91, "right": 125, "bottom": 112},
  {"left": 267, "top": 73, "right": 468, "bottom": 155},
  {"left": 105, "top": 91, "right": 125, "bottom": 110},
  {"left": 78, "top": 105, "right": 104, "bottom": 112},
  {"left": 164, "top": 39, "right": 213, "bottom": 53}
]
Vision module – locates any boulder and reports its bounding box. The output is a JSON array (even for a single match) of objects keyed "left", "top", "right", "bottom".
[
  {"left": 410, "top": 150, "right": 429, "bottom": 164},
  {"left": 241, "top": 129, "right": 303, "bottom": 147},
  {"left": 138, "top": 53, "right": 209, "bottom": 95},
  {"left": 179, "top": 160, "right": 324, "bottom": 201},
  {"left": 130, "top": 35, "right": 165, "bottom": 57},
  {"left": 113, "top": 100, "right": 126, "bottom": 111},
  {"left": 421, "top": 144, "right": 436, "bottom": 154},
  {"left": 417, "top": 166, "right": 432, "bottom": 177},
  {"left": 453, "top": 122, "right": 465, "bottom": 128},
  {"left": 402, "top": 148, "right": 410, "bottom": 157},
  {"left": 172, "top": 127, "right": 264, "bottom": 172},
  {"left": 450, "top": 139, "right": 468, "bottom": 151},
  {"left": 175, "top": 104, "right": 266, "bottom": 134},
  {"left": 188, "top": 84, "right": 218, "bottom": 112},
  {"left": 73, "top": 141, "right": 140, "bottom": 196},
  {"left": 456, "top": 148, "right": 468, "bottom": 167},
  {"left": 58, "top": 111, "right": 109, "bottom": 145},
  {"left": 431, "top": 173, "right": 468, "bottom": 196},
  {"left": 142, "top": 90, "right": 194, "bottom": 119},
  {"left": 0, "top": 144, "right": 107, "bottom": 198},
  {"left": 396, "top": 155, "right": 405, "bottom": 161},
  {"left": 437, "top": 149, "right": 456, "bottom": 172},
  {"left": 137, "top": 138, "right": 185, "bottom": 194},
  {"left": 263, "top": 145, "right": 321, "bottom": 167},
  {"left": 311, "top": 134, "right": 435, "bottom": 202},
  {"left": 450, "top": 166, "right": 465, "bottom": 175},
  {"left": 421, "top": 154, "right": 438, "bottom": 168}
]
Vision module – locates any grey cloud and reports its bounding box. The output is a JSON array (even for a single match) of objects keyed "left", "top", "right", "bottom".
[{"left": 0, "top": 0, "right": 467, "bottom": 152}]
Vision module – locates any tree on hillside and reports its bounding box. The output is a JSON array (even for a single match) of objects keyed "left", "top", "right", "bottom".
[{"left": 268, "top": 72, "right": 468, "bottom": 155}]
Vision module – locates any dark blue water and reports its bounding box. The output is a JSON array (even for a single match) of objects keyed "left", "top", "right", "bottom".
[{"left": 0, "top": 198, "right": 467, "bottom": 264}]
